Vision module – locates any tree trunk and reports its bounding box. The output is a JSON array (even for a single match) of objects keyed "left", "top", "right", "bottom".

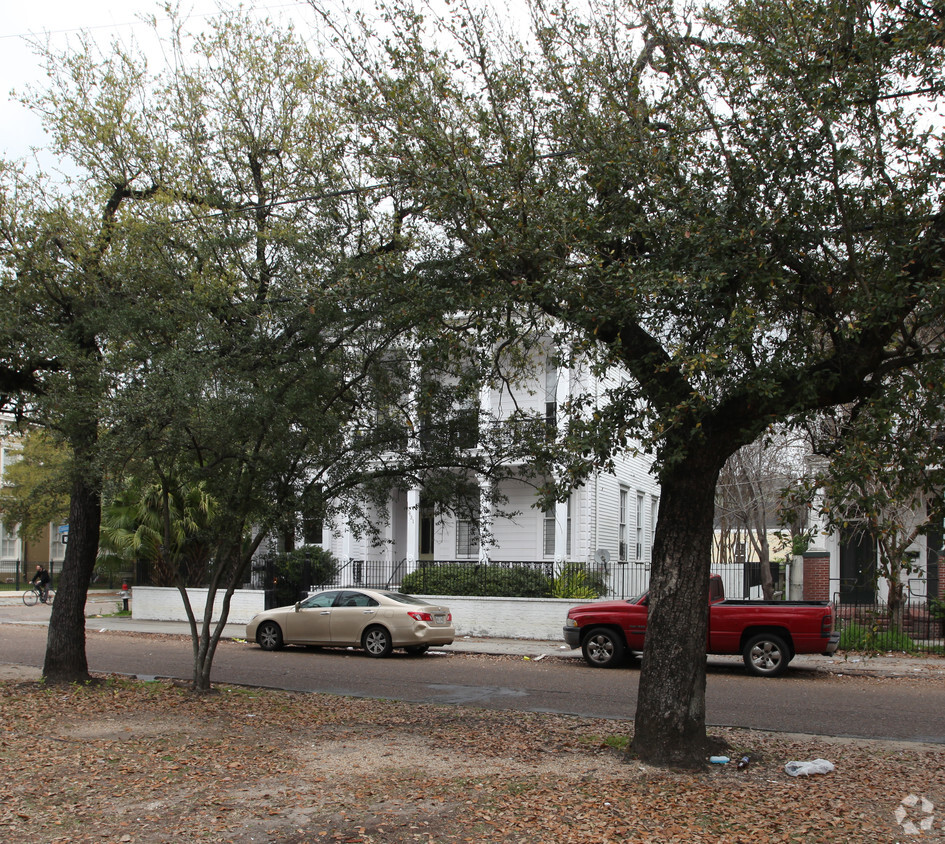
[
  {"left": 887, "top": 568, "right": 905, "bottom": 630},
  {"left": 630, "top": 453, "right": 722, "bottom": 768},
  {"left": 187, "top": 541, "right": 260, "bottom": 693},
  {"left": 758, "top": 535, "right": 775, "bottom": 601},
  {"left": 193, "top": 628, "right": 217, "bottom": 693},
  {"left": 43, "top": 470, "right": 102, "bottom": 683}
]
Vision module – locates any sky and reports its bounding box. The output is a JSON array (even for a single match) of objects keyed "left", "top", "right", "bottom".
[
  {"left": 0, "top": 1, "right": 322, "bottom": 165},
  {"left": 1, "top": 0, "right": 530, "bottom": 172}
]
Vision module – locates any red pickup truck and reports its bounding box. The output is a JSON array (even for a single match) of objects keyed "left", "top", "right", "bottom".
[{"left": 563, "top": 574, "right": 840, "bottom": 676}]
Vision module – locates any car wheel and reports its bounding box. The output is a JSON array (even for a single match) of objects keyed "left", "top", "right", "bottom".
[
  {"left": 581, "top": 627, "right": 625, "bottom": 668},
  {"left": 362, "top": 626, "right": 393, "bottom": 658},
  {"left": 256, "top": 621, "right": 284, "bottom": 651},
  {"left": 743, "top": 633, "right": 790, "bottom": 677},
  {"left": 404, "top": 644, "right": 429, "bottom": 656}
]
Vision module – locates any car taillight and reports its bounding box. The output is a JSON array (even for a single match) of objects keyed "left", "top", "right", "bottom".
[
  {"left": 407, "top": 611, "right": 433, "bottom": 622},
  {"left": 821, "top": 612, "right": 833, "bottom": 636}
]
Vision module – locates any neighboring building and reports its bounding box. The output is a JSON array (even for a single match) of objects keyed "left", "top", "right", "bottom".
[
  {"left": 0, "top": 414, "right": 67, "bottom": 584},
  {"left": 802, "top": 501, "right": 944, "bottom": 606}
]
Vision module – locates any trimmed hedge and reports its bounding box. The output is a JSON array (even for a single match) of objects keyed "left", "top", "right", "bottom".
[
  {"left": 401, "top": 563, "right": 551, "bottom": 598},
  {"left": 400, "top": 562, "right": 605, "bottom": 599}
]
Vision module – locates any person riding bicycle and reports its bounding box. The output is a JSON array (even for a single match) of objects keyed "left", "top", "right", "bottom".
[{"left": 30, "top": 565, "right": 51, "bottom": 602}]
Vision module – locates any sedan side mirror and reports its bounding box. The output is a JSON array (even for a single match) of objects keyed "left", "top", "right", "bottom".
[{"left": 295, "top": 601, "right": 302, "bottom": 612}]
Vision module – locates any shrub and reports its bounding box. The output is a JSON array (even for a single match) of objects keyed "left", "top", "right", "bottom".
[
  {"left": 870, "top": 628, "right": 918, "bottom": 653},
  {"left": 272, "top": 546, "right": 338, "bottom": 606},
  {"left": 400, "top": 563, "right": 552, "bottom": 597},
  {"left": 551, "top": 564, "right": 606, "bottom": 599},
  {"left": 838, "top": 621, "right": 917, "bottom": 654},
  {"left": 838, "top": 622, "right": 870, "bottom": 650}
]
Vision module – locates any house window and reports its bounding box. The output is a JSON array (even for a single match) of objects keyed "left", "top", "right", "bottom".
[
  {"left": 543, "top": 507, "right": 555, "bottom": 557},
  {"left": 1, "top": 524, "right": 18, "bottom": 560},
  {"left": 619, "top": 488, "right": 629, "bottom": 562},
  {"left": 419, "top": 396, "right": 479, "bottom": 450},
  {"left": 636, "top": 493, "right": 645, "bottom": 561},
  {"left": 302, "top": 508, "right": 324, "bottom": 546},
  {"left": 452, "top": 400, "right": 480, "bottom": 449},
  {"left": 650, "top": 497, "right": 659, "bottom": 561},
  {"left": 545, "top": 358, "right": 558, "bottom": 438},
  {"left": 456, "top": 514, "right": 479, "bottom": 558},
  {"left": 543, "top": 499, "right": 572, "bottom": 557},
  {"left": 420, "top": 508, "right": 435, "bottom": 557},
  {"left": 567, "top": 498, "right": 572, "bottom": 556},
  {"left": 545, "top": 401, "right": 557, "bottom": 438}
]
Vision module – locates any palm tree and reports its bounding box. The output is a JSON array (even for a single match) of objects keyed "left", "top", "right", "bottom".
[{"left": 99, "top": 478, "right": 218, "bottom": 587}]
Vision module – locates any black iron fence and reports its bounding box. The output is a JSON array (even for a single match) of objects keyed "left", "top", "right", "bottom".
[
  {"left": 330, "top": 558, "right": 786, "bottom": 602},
  {"left": 133, "top": 552, "right": 785, "bottom": 603},
  {"left": 832, "top": 598, "right": 945, "bottom": 655},
  {"left": 0, "top": 560, "right": 59, "bottom": 591},
  {"left": 2, "top": 559, "right": 133, "bottom": 591}
]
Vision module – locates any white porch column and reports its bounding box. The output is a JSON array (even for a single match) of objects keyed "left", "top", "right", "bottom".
[
  {"left": 555, "top": 361, "right": 570, "bottom": 416},
  {"left": 402, "top": 339, "right": 423, "bottom": 577},
  {"left": 554, "top": 497, "right": 569, "bottom": 566},
  {"left": 479, "top": 377, "right": 491, "bottom": 446},
  {"left": 342, "top": 522, "right": 354, "bottom": 566},
  {"left": 383, "top": 495, "right": 396, "bottom": 580},
  {"left": 553, "top": 359, "right": 571, "bottom": 566},
  {"left": 405, "top": 486, "right": 421, "bottom": 575},
  {"left": 479, "top": 476, "right": 493, "bottom": 564}
]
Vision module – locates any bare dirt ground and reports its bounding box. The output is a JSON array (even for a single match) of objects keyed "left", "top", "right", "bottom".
[{"left": 1, "top": 664, "right": 944, "bottom": 844}]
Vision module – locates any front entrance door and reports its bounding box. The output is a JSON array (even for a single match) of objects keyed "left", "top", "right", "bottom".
[
  {"left": 839, "top": 530, "right": 876, "bottom": 604},
  {"left": 420, "top": 506, "right": 435, "bottom": 561}
]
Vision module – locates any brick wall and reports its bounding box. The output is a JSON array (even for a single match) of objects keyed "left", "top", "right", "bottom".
[{"left": 802, "top": 551, "right": 831, "bottom": 601}]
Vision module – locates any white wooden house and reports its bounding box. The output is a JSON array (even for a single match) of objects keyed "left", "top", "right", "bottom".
[{"left": 265, "top": 342, "right": 662, "bottom": 596}]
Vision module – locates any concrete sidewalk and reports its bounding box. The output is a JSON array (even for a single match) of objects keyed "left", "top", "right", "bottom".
[{"left": 3, "top": 590, "right": 945, "bottom": 678}]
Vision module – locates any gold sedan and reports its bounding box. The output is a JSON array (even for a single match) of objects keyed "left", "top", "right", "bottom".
[{"left": 246, "top": 588, "right": 454, "bottom": 657}]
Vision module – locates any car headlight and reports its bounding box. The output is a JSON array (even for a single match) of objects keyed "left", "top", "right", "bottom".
[{"left": 565, "top": 618, "right": 578, "bottom": 628}]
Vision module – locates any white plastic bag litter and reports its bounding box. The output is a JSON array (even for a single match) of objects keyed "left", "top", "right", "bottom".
[{"left": 785, "top": 759, "right": 835, "bottom": 777}]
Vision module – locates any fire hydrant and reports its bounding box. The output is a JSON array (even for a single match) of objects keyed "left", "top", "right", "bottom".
[{"left": 121, "top": 581, "right": 130, "bottom": 612}]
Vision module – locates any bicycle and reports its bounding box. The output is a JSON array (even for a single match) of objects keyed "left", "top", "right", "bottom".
[{"left": 22, "top": 585, "right": 54, "bottom": 606}]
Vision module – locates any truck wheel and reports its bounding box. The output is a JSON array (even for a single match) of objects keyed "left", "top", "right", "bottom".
[
  {"left": 743, "top": 633, "right": 790, "bottom": 677},
  {"left": 581, "top": 627, "right": 625, "bottom": 668}
]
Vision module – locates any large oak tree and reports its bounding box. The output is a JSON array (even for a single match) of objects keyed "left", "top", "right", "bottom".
[{"left": 334, "top": 0, "right": 945, "bottom": 766}]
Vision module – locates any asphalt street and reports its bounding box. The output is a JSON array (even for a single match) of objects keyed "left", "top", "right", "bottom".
[{"left": 2, "top": 595, "right": 944, "bottom": 744}]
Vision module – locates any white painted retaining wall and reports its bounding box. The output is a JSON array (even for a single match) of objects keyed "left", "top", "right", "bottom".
[
  {"left": 434, "top": 595, "right": 573, "bottom": 640},
  {"left": 132, "top": 587, "right": 267, "bottom": 626},
  {"left": 132, "top": 587, "right": 577, "bottom": 640}
]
